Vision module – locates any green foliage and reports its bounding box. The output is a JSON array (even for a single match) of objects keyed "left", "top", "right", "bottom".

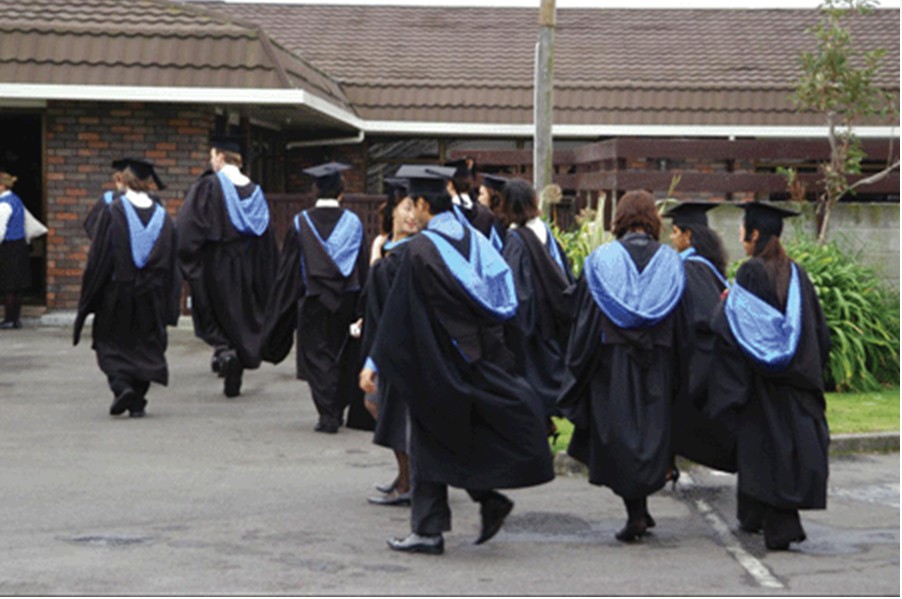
[
  {"left": 550, "top": 193, "right": 613, "bottom": 277},
  {"left": 731, "top": 237, "right": 900, "bottom": 392},
  {"left": 792, "top": 0, "right": 900, "bottom": 243}
]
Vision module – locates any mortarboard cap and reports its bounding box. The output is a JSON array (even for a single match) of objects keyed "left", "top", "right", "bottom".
[
  {"left": 303, "top": 161, "right": 351, "bottom": 180},
  {"left": 662, "top": 200, "right": 719, "bottom": 228},
  {"left": 392, "top": 165, "right": 453, "bottom": 198},
  {"left": 384, "top": 177, "right": 410, "bottom": 193},
  {"left": 210, "top": 135, "right": 244, "bottom": 156},
  {"left": 481, "top": 174, "right": 508, "bottom": 193},
  {"left": 116, "top": 157, "right": 166, "bottom": 190},
  {"left": 737, "top": 201, "right": 799, "bottom": 238}
]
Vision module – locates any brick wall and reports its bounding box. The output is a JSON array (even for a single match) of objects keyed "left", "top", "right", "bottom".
[{"left": 45, "top": 101, "right": 215, "bottom": 310}]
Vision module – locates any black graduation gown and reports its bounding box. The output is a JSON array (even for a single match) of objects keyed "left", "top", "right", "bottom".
[
  {"left": 84, "top": 191, "right": 119, "bottom": 241},
  {"left": 557, "top": 235, "right": 691, "bottom": 499},
  {"left": 370, "top": 227, "right": 555, "bottom": 490},
  {"left": 502, "top": 226, "right": 575, "bottom": 418},
  {"left": 73, "top": 198, "right": 181, "bottom": 385},
  {"left": 671, "top": 259, "right": 738, "bottom": 472},
  {"left": 458, "top": 200, "right": 498, "bottom": 241},
  {"left": 361, "top": 241, "right": 410, "bottom": 451},
  {"left": 261, "top": 206, "right": 369, "bottom": 428},
  {"left": 176, "top": 173, "right": 277, "bottom": 369},
  {"left": 708, "top": 258, "right": 830, "bottom": 511}
]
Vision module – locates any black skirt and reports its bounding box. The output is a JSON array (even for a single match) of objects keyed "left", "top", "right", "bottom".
[{"left": 0, "top": 238, "right": 30, "bottom": 292}]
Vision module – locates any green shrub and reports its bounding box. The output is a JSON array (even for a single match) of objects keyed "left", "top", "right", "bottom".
[
  {"left": 730, "top": 238, "right": 900, "bottom": 392},
  {"left": 550, "top": 195, "right": 613, "bottom": 277}
]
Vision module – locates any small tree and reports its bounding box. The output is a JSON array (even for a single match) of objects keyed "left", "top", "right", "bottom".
[{"left": 792, "top": 0, "right": 900, "bottom": 244}]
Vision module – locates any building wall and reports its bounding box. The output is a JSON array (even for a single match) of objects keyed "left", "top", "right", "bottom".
[
  {"left": 45, "top": 100, "right": 215, "bottom": 310},
  {"left": 707, "top": 202, "right": 901, "bottom": 287}
]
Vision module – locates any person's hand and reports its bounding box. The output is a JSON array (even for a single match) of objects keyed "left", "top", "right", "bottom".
[
  {"left": 349, "top": 318, "right": 363, "bottom": 338},
  {"left": 359, "top": 367, "right": 377, "bottom": 394}
]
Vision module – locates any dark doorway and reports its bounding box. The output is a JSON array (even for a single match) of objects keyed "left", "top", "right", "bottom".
[{"left": 0, "top": 113, "right": 44, "bottom": 305}]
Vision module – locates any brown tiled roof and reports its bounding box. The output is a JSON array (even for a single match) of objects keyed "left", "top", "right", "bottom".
[
  {"left": 206, "top": 4, "right": 900, "bottom": 127},
  {"left": 0, "top": 0, "right": 352, "bottom": 112}
]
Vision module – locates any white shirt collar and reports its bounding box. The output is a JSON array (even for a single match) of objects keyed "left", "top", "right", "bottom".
[
  {"left": 526, "top": 216, "right": 548, "bottom": 245},
  {"left": 124, "top": 189, "right": 153, "bottom": 209},
  {"left": 315, "top": 199, "right": 340, "bottom": 208},
  {"left": 220, "top": 164, "right": 251, "bottom": 187},
  {"left": 452, "top": 193, "right": 473, "bottom": 210},
  {"left": 0, "top": 190, "right": 11, "bottom": 199}
]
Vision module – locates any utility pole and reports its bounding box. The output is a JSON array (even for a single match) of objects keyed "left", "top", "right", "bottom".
[{"left": 534, "top": 0, "right": 556, "bottom": 209}]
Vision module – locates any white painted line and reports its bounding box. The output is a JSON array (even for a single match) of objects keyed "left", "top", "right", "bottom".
[{"left": 694, "top": 496, "right": 785, "bottom": 589}]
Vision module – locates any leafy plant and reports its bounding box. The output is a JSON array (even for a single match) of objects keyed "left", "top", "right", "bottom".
[
  {"left": 549, "top": 192, "right": 613, "bottom": 277},
  {"left": 792, "top": 0, "right": 900, "bottom": 243}
]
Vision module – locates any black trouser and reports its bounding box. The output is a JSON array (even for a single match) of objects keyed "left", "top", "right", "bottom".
[
  {"left": 738, "top": 491, "right": 805, "bottom": 547},
  {"left": 107, "top": 375, "right": 150, "bottom": 409},
  {"left": 411, "top": 479, "right": 501, "bottom": 536},
  {"left": 622, "top": 495, "right": 650, "bottom": 523},
  {"left": 4, "top": 292, "right": 21, "bottom": 323}
]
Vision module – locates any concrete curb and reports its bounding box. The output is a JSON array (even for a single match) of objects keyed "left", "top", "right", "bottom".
[{"left": 554, "top": 432, "right": 901, "bottom": 476}]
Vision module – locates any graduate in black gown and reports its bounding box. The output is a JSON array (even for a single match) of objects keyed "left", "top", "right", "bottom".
[
  {"left": 176, "top": 137, "right": 277, "bottom": 398},
  {"left": 663, "top": 200, "right": 737, "bottom": 473},
  {"left": 262, "top": 162, "right": 369, "bottom": 434},
  {"left": 359, "top": 169, "right": 554, "bottom": 555},
  {"left": 557, "top": 190, "right": 691, "bottom": 543},
  {"left": 707, "top": 202, "right": 830, "bottom": 551},
  {"left": 0, "top": 169, "right": 30, "bottom": 329},
  {"left": 499, "top": 178, "right": 575, "bottom": 427},
  {"left": 361, "top": 177, "right": 419, "bottom": 506},
  {"left": 445, "top": 159, "right": 504, "bottom": 251},
  {"left": 83, "top": 161, "right": 127, "bottom": 241},
  {"left": 74, "top": 158, "right": 180, "bottom": 417}
]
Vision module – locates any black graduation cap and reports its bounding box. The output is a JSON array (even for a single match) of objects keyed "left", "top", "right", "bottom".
[
  {"left": 303, "top": 161, "right": 351, "bottom": 185},
  {"left": 662, "top": 200, "right": 719, "bottom": 228},
  {"left": 114, "top": 157, "right": 166, "bottom": 190},
  {"left": 737, "top": 201, "right": 799, "bottom": 237},
  {"left": 481, "top": 174, "right": 508, "bottom": 193},
  {"left": 384, "top": 177, "right": 410, "bottom": 194},
  {"left": 210, "top": 135, "right": 244, "bottom": 156},
  {"left": 393, "top": 165, "right": 454, "bottom": 197}
]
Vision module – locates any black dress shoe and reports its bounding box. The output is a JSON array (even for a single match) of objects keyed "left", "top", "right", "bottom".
[
  {"left": 314, "top": 419, "right": 339, "bottom": 433},
  {"left": 368, "top": 490, "right": 412, "bottom": 506},
  {"left": 387, "top": 533, "right": 444, "bottom": 555},
  {"left": 765, "top": 532, "right": 806, "bottom": 551},
  {"left": 645, "top": 512, "right": 656, "bottom": 529},
  {"left": 129, "top": 409, "right": 145, "bottom": 418},
  {"left": 211, "top": 355, "right": 221, "bottom": 374},
  {"left": 0, "top": 319, "right": 22, "bottom": 330},
  {"left": 221, "top": 355, "right": 242, "bottom": 398},
  {"left": 615, "top": 520, "right": 648, "bottom": 542},
  {"left": 376, "top": 479, "right": 398, "bottom": 494},
  {"left": 110, "top": 389, "right": 137, "bottom": 416},
  {"left": 475, "top": 494, "right": 514, "bottom": 545}
]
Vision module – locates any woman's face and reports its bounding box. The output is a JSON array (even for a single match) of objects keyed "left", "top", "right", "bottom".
[
  {"left": 477, "top": 185, "right": 491, "bottom": 208},
  {"left": 740, "top": 224, "right": 757, "bottom": 257},
  {"left": 392, "top": 197, "right": 419, "bottom": 238},
  {"left": 670, "top": 225, "right": 692, "bottom": 252}
]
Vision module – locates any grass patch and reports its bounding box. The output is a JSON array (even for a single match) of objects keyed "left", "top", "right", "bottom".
[
  {"left": 550, "top": 386, "right": 899, "bottom": 452},
  {"left": 826, "top": 386, "right": 900, "bottom": 434}
]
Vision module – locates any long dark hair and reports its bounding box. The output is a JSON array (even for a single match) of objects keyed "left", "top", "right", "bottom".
[
  {"left": 743, "top": 220, "right": 791, "bottom": 308},
  {"left": 680, "top": 223, "right": 728, "bottom": 276}
]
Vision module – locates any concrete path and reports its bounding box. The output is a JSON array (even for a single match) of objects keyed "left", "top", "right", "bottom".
[{"left": 0, "top": 327, "right": 898, "bottom": 595}]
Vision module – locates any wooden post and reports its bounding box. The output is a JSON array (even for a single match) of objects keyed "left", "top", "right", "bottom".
[{"left": 534, "top": 0, "right": 556, "bottom": 212}]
